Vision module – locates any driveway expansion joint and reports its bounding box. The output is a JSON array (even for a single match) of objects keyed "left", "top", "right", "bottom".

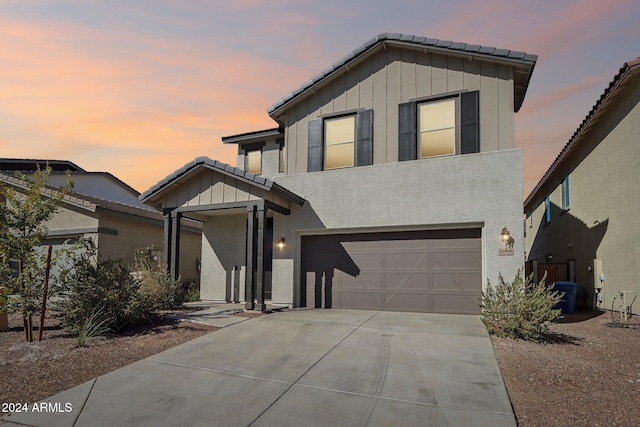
[
  {"left": 247, "top": 311, "right": 382, "bottom": 426},
  {"left": 146, "top": 359, "right": 291, "bottom": 385}
]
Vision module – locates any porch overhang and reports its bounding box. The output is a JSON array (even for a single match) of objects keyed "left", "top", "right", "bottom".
[
  {"left": 140, "top": 156, "right": 304, "bottom": 219},
  {"left": 140, "top": 157, "right": 305, "bottom": 311}
]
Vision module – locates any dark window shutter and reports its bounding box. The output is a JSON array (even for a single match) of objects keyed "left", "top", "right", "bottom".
[
  {"left": 398, "top": 101, "right": 417, "bottom": 161},
  {"left": 356, "top": 109, "right": 373, "bottom": 166},
  {"left": 307, "top": 118, "right": 323, "bottom": 172},
  {"left": 461, "top": 90, "right": 480, "bottom": 154}
]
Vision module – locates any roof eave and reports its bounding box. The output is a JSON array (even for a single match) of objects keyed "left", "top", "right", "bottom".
[
  {"left": 140, "top": 157, "right": 305, "bottom": 207},
  {"left": 524, "top": 59, "right": 640, "bottom": 210},
  {"left": 267, "top": 33, "right": 537, "bottom": 119},
  {"left": 222, "top": 127, "right": 283, "bottom": 145}
]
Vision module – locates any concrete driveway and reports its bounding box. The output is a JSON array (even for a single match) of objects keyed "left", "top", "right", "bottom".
[{"left": 1, "top": 309, "right": 516, "bottom": 427}]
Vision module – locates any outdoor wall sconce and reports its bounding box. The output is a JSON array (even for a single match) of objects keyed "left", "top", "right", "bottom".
[
  {"left": 501, "top": 227, "right": 512, "bottom": 248},
  {"left": 498, "top": 226, "right": 514, "bottom": 256},
  {"left": 277, "top": 238, "right": 286, "bottom": 249}
]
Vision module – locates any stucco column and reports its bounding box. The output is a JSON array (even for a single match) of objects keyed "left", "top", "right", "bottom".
[
  {"left": 170, "top": 212, "right": 182, "bottom": 281},
  {"left": 245, "top": 206, "right": 256, "bottom": 310},
  {"left": 255, "top": 207, "right": 267, "bottom": 312},
  {"left": 163, "top": 210, "right": 172, "bottom": 268}
]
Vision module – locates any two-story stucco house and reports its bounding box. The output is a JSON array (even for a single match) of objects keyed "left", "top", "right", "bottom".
[
  {"left": 141, "top": 33, "right": 537, "bottom": 314},
  {"left": 524, "top": 58, "right": 640, "bottom": 314}
]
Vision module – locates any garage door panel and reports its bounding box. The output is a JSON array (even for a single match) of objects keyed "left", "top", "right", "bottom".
[
  {"left": 432, "top": 273, "right": 481, "bottom": 291},
  {"left": 336, "top": 291, "right": 383, "bottom": 310},
  {"left": 384, "top": 239, "right": 429, "bottom": 249},
  {"left": 433, "top": 294, "right": 481, "bottom": 314},
  {"left": 431, "top": 237, "right": 480, "bottom": 249},
  {"left": 384, "top": 252, "right": 428, "bottom": 270},
  {"left": 346, "top": 253, "right": 383, "bottom": 269},
  {"left": 301, "top": 229, "right": 481, "bottom": 314},
  {"left": 385, "top": 293, "right": 430, "bottom": 312},
  {"left": 431, "top": 251, "right": 481, "bottom": 270},
  {"left": 385, "top": 273, "right": 431, "bottom": 290},
  {"left": 338, "top": 272, "right": 382, "bottom": 289}
]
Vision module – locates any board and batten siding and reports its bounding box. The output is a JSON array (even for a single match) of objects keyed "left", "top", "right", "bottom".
[
  {"left": 160, "top": 169, "right": 291, "bottom": 210},
  {"left": 283, "top": 46, "right": 515, "bottom": 175}
]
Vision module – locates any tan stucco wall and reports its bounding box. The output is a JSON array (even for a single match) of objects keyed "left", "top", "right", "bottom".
[
  {"left": 97, "top": 214, "right": 202, "bottom": 285},
  {"left": 45, "top": 203, "right": 99, "bottom": 232},
  {"left": 526, "top": 77, "right": 640, "bottom": 312},
  {"left": 200, "top": 214, "right": 246, "bottom": 301}
]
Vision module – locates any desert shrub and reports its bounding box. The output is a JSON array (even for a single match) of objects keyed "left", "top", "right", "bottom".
[
  {"left": 481, "top": 270, "right": 561, "bottom": 340},
  {"left": 75, "top": 306, "right": 112, "bottom": 347},
  {"left": 133, "top": 248, "right": 184, "bottom": 310},
  {"left": 56, "top": 245, "right": 151, "bottom": 333},
  {"left": 185, "top": 287, "right": 200, "bottom": 303}
]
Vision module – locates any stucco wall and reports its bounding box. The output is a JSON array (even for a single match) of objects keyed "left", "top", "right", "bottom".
[
  {"left": 200, "top": 214, "right": 246, "bottom": 301},
  {"left": 199, "top": 154, "right": 523, "bottom": 307},
  {"left": 44, "top": 204, "right": 98, "bottom": 232},
  {"left": 98, "top": 214, "right": 202, "bottom": 285},
  {"left": 526, "top": 79, "right": 640, "bottom": 312}
]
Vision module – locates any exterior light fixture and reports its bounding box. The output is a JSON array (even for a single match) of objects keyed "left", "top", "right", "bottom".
[
  {"left": 498, "top": 226, "right": 514, "bottom": 256},
  {"left": 501, "top": 226, "right": 511, "bottom": 244},
  {"left": 277, "top": 238, "right": 285, "bottom": 249}
]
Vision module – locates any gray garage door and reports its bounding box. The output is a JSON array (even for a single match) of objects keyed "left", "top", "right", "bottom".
[{"left": 301, "top": 229, "right": 481, "bottom": 314}]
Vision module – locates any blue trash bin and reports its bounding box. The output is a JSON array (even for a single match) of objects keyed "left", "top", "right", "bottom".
[{"left": 553, "top": 282, "right": 577, "bottom": 314}]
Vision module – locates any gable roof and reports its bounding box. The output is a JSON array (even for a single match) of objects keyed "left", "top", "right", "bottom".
[
  {"left": 0, "top": 158, "right": 85, "bottom": 172},
  {"left": 139, "top": 156, "right": 304, "bottom": 206},
  {"left": 222, "top": 127, "right": 283, "bottom": 145},
  {"left": 267, "top": 32, "right": 538, "bottom": 119},
  {"left": 524, "top": 58, "right": 640, "bottom": 211},
  {"left": 0, "top": 172, "right": 203, "bottom": 229}
]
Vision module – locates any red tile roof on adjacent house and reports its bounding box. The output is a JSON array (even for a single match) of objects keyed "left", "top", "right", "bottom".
[{"left": 524, "top": 58, "right": 640, "bottom": 211}]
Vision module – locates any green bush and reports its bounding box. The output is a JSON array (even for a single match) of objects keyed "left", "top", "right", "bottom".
[
  {"left": 481, "top": 271, "right": 561, "bottom": 340},
  {"left": 56, "top": 245, "right": 151, "bottom": 333}
]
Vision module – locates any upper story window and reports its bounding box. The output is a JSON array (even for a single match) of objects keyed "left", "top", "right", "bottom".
[
  {"left": 324, "top": 115, "right": 355, "bottom": 169},
  {"left": 561, "top": 175, "right": 570, "bottom": 210},
  {"left": 245, "top": 148, "right": 262, "bottom": 175},
  {"left": 399, "top": 90, "right": 479, "bottom": 161},
  {"left": 544, "top": 195, "right": 551, "bottom": 225},
  {"left": 419, "top": 98, "right": 456, "bottom": 158},
  {"left": 307, "top": 109, "right": 373, "bottom": 172},
  {"left": 278, "top": 140, "right": 285, "bottom": 173}
]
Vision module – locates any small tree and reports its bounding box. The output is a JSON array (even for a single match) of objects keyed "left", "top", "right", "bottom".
[
  {"left": 481, "top": 270, "right": 561, "bottom": 340},
  {"left": 0, "top": 167, "right": 72, "bottom": 340}
]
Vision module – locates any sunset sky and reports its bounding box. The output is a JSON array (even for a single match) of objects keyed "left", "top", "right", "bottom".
[{"left": 1, "top": 0, "right": 639, "bottom": 197}]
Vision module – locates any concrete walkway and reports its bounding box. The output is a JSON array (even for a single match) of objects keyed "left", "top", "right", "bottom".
[{"left": 1, "top": 309, "right": 516, "bottom": 427}]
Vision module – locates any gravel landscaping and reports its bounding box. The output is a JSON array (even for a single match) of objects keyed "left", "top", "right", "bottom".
[
  {"left": 492, "top": 309, "right": 640, "bottom": 426},
  {"left": 2, "top": 308, "right": 639, "bottom": 426}
]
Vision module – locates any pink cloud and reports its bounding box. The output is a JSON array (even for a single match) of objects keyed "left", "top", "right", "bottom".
[
  {"left": 0, "top": 18, "right": 311, "bottom": 192},
  {"left": 519, "top": 72, "right": 611, "bottom": 116},
  {"left": 429, "top": 0, "right": 632, "bottom": 57}
]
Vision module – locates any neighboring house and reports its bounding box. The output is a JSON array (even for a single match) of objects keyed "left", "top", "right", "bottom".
[
  {"left": 1, "top": 158, "right": 152, "bottom": 210},
  {"left": 1, "top": 160, "right": 202, "bottom": 286},
  {"left": 524, "top": 58, "right": 640, "bottom": 313},
  {"left": 141, "top": 33, "right": 537, "bottom": 314}
]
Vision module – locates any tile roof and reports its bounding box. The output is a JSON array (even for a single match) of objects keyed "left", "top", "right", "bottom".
[
  {"left": 0, "top": 158, "right": 85, "bottom": 172},
  {"left": 139, "top": 157, "right": 304, "bottom": 205},
  {"left": 267, "top": 32, "right": 538, "bottom": 116},
  {"left": 524, "top": 58, "right": 640, "bottom": 209},
  {"left": 0, "top": 172, "right": 204, "bottom": 229}
]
